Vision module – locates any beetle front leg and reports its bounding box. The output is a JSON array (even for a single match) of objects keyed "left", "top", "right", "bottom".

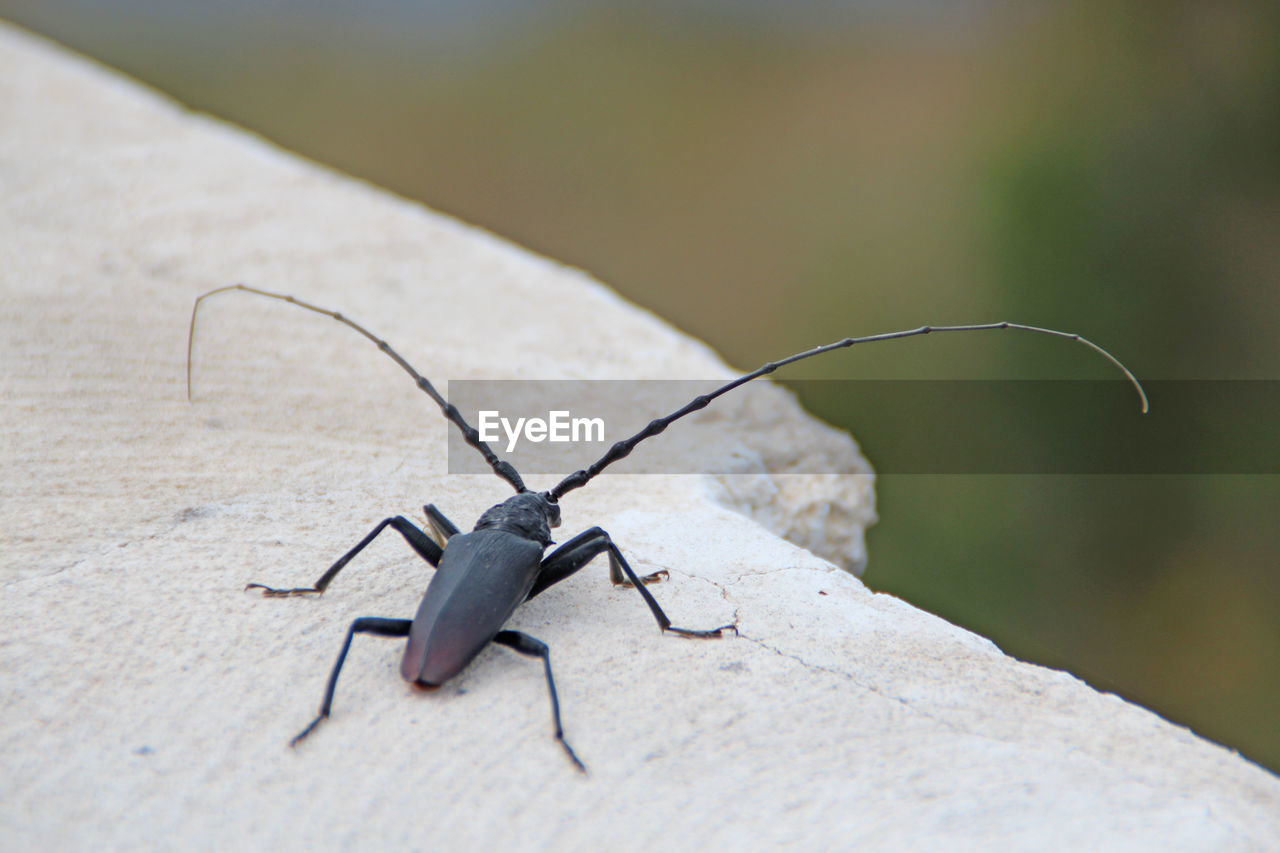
[
  {"left": 423, "top": 503, "right": 459, "bottom": 548},
  {"left": 247, "top": 514, "right": 447, "bottom": 596},
  {"left": 528, "top": 527, "right": 735, "bottom": 639},
  {"left": 531, "top": 528, "right": 666, "bottom": 590}
]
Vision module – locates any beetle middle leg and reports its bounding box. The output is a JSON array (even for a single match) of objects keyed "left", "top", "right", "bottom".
[
  {"left": 291, "top": 616, "right": 412, "bottom": 747},
  {"left": 492, "top": 629, "right": 586, "bottom": 773},
  {"left": 528, "top": 527, "right": 735, "bottom": 638},
  {"left": 247, "top": 510, "right": 452, "bottom": 596}
]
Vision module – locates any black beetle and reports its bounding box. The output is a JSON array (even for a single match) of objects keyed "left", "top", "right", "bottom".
[{"left": 188, "top": 283, "right": 1146, "bottom": 772}]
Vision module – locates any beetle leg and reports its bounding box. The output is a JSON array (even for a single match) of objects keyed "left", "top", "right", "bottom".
[
  {"left": 530, "top": 527, "right": 665, "bottom": 596},
  {"left": 423, "top": 504, "right": 460, "bottom": 548},
  {"left": 528, "top": 528, "right": 734, "bottom": 639},
  {"left": 247, "top": 516, "right": 444, "bottom": 596},
  {"left": 492, "top": 630, "right": 586, "bottom": 773},
  {"left": 290, "top": 616, "right": 412, "bottom": 747}
]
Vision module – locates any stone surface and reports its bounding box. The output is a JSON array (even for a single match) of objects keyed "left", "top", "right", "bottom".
[{"left": 2, "top": 22, "right": 1277, "bottom": 850}]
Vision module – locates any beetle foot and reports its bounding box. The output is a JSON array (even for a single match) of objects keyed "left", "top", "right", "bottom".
[
  {"left": 289, "top": 713, "right": 327, "bottom": 748},
  {"left": 611, "top": 569, "right": 668, "bottom": 589},
  {"left": 664, "top": 623, "right": 738, "bottom": 639},
  {"left": 560, "top": 735, "right": 587, "bottom": 774},
  {"left": 245, "top": 583, "right": 323, "bottom": 597}
]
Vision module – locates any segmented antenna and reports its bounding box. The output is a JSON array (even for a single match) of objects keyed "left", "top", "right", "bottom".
[
  {"left": 548, "top": 322, "right": 1148, "bottom": 501},
  {"left": 186, "top": 284, "right": 527, "bottom": 494}
]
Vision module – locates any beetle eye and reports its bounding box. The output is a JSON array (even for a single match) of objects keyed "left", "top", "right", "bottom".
[{"left": 544, "top": 496, "right": 562, "bottom": 528}]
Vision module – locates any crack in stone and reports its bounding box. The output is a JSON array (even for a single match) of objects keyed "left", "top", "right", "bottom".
[{"left": 728, "top": 628, "right": 961, "bottom": 732}]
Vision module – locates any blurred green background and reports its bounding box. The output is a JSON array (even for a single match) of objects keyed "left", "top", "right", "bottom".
[{"left": 6, "top": 0, "right": 1276, "bottom": 771}]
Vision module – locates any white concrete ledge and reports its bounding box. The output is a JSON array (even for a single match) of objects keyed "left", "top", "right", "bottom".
[{"left": 2, "top": 22, "right": 1277, "bottom": 849}]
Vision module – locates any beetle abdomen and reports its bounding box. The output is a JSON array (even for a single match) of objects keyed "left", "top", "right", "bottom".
[{"left": 401, "top": 529, "right": 544, "bottom": 685}]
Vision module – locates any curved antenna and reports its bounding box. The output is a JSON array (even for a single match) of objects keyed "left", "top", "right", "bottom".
[
  {"left": 187, "top": 284, "right": 527, "bottom": 494},
  {"left": 549, "top": 322, "right": 1147, "bottom": 501}
]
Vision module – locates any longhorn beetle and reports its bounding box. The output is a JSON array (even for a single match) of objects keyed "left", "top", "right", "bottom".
[{"left": 187, "top": 283, "right": 1148, "bottom": 772}]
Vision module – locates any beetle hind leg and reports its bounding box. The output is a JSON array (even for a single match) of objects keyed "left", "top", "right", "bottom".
[
  {"left": 493, "top": 629, "right": 586, "bottom": 774},
  {"left": 290, "top": 616, "right": 412, "bottom": 747}
]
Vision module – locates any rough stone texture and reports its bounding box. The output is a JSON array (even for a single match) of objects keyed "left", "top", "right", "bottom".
[{"left": 2, "top": 22, "right": 1277, "bottom": 850}]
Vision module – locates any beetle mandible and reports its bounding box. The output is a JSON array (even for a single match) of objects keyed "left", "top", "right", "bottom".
[{"left": 187, "top": 283, "right": 1147, "bottom": 772}]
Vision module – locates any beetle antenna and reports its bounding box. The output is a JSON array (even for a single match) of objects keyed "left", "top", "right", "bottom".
[
  {"left": 187, "top": 284, "right": 527, "bottom": 494},
  {"left": 549, "top": 322, "right": 1147, "bottom": 501}
]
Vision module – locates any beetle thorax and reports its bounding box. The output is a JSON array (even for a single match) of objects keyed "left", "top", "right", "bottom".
[{"left": 472, "top": 491, "right": 561, "bottom": 546}]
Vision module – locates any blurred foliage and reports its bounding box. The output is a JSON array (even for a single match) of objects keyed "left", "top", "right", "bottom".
[{"left": 6, "top": 0, "right": 1278, "bottom": 771}]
